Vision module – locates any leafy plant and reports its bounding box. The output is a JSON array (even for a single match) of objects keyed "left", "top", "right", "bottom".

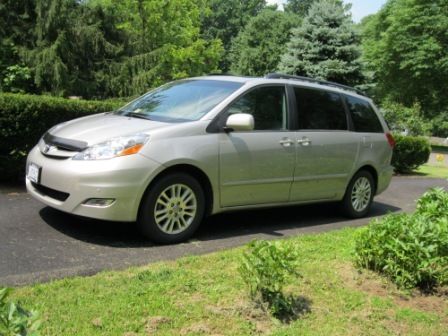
[
  {"left": 0, "top": 288, "right": 41, "bottom": 336},
  {"left": 239, "top": 240, "right": 300, "bottom": 317},
  {"left": 354, "top": 188, "right": 448, "bottom": 290},
  {"left": 391, "top": 134, "right": 431, "bottom": 173},
  {"left": 381, "top": 101, "right": 431, "bottom": 136}
]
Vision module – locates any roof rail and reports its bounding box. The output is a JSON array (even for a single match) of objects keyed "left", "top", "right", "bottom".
[{"left": 265, "top": 73, "right": 366, "bottom": 97}]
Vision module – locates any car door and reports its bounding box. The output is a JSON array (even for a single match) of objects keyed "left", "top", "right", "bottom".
[
  {"left": 219, "top": 85, "right": 296, "bottom": 207},
  {"left": 289, "top": 86, "right": 360, "bottom": 201}
]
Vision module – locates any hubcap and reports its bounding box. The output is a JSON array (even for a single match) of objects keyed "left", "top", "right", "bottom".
[
  {"left": 351, "top": 177, "right": 372, "bottom": 212},
  {"left": 154, "top": 184, "right": 197, "bottom": 235}
]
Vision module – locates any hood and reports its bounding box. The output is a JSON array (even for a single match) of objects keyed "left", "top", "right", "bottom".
[{"left": 49, "top": 113, "right": 169, "bottom": 146}]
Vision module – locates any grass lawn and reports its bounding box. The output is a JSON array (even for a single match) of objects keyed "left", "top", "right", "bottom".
[
  {"left": 8, "top": 228, "right": 447, "bottom": 335},
  {"left": 415, "top": 164, "right": 448, "bottom": 179}
]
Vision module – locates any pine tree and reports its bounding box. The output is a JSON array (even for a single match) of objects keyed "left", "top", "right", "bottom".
[{"left": 278, "top": 0, "right": 362, "bottom": 85}]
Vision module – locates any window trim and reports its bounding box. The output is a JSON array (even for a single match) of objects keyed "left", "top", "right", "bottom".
[{"left": 206, "top": 84, "right": 292, "bottom": 133}]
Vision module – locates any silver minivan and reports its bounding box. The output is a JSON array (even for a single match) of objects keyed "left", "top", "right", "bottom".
[{"left": 26, "top": 74, "right": 395, "bottom": 243}]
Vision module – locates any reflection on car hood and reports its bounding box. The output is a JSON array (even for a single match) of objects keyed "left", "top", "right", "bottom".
[{"left": 49, "top": 113, "right": 169, "bottom": 146}]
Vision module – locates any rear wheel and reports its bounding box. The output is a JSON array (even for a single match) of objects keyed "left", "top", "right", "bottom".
[
  {"left": 341, "top": 170, "right": 375, "bottom": 218},
  {"left": 138, "top": 172, "right": 205, "bottom": 244}
]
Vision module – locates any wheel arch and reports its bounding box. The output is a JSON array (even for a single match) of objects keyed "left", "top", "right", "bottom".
[
  {"left": 353, "top": 165, "right": 378, "bottom": 193},
  {"left": 138, "top": 163, "right": 214, "bottom": 218}
]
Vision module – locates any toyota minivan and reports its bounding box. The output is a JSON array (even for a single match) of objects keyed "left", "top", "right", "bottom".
[{"left": 26, "top": 74, "right": 395, "bottom": 243}]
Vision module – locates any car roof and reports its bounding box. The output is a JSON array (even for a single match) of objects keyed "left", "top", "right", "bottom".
[{"left": 191, "top": 74, "right": 369, "bottom": 101}]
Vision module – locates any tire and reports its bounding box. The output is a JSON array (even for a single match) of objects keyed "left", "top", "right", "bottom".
[
  {"left": 137, "top": 172, "right": 205, "bottom": 244},
  {"left": 341, "top": 170, "right": 375, "bottom": 218}
]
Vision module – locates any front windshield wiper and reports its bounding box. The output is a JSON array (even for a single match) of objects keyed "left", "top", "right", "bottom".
[{"left": 123, "top": 112, "right": 152, "bottom": 120}]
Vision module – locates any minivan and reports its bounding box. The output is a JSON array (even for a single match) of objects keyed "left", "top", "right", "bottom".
[{"left": 26, "top": 74, "right": 395, "bottom": 243}]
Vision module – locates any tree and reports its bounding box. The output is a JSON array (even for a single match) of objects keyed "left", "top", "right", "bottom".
[
  {"left": 201, "top": 0, "right": 266, "bottom": 71},
  {"left": 230, "top": 9, "right": 300, "bottom": 76},
  {"left": 278, "top": 0, "right": 363, "bottom": 86},
  {"left": 284, "top": 0, "right": 318, "bottom": 16},
  {"left": 361, "top": 0, "right": 448, "bottom": 120}
]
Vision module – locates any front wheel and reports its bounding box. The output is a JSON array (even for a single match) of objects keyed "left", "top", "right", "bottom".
[
  {"left": 341, "top": 170, "right": 375, "bottom": 218},
  {"left": 138, "top": 173, "right": 205, "bottom": 244}
]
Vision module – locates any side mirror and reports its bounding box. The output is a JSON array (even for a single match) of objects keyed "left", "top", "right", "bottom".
[{"left": 225, "top": 113, "right": 254, "bottom": 132}]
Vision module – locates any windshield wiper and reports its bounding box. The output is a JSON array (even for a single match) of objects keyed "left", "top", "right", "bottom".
[{"left": 123, "top": 112, "right": 152, "bottom": 120}]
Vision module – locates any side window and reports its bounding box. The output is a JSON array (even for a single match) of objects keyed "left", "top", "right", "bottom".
[
  {"left": 346, "top": 96, "right": 383, "bottom": 133},
  {"left": 294, "top": 87, "right": 347, "bottom": 130},
  {"left": 227, "top": 86, "right": 287, "bottom": 130}
]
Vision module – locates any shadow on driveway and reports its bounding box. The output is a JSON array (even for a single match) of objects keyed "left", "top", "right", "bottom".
[{"left": 39, "top": 201, "right": 400, "bottom": 248}]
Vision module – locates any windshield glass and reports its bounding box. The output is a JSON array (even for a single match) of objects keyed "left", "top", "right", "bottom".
[{"left": 116, "top": 80, "right": 243, "bottom": 122}]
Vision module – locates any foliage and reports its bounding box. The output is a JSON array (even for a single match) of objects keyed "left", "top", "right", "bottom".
[
  {"left": 0, "top": 93, "right": 123, "bottom": 180},
  {"left": 381, "top": 100, "right": 431, "bottom": 136},
  {"left": 0, "top": 287, "right": 41, "bottom": 336},
  {"left": 229, "top": 9, "right": 300, "bottom": 76},
  {"left": 284, "top": 0, "right": 318, "bottom": 15},
  {"left": 200, "top": 0, "right": 266, "bottom": 71},
  {"left": 239, "top": 240, "right": 300, "bottom": 317},
  {"left": 1, "top": 65, "right": 33, "bottom": 94},
  {"left": 431, "top": 113, "right": 448, "bottom": 138},
  {"left": 278, "top": 0, "right": 363, "bottom": 86},
  {"left": 391, "top": 135, "right": 431, "bottom": 174},
  {"left": 416, "top": 187, "right": 448, "bottom": 220},
  {"left": 361, "top": 0, "right": 448, "bottom": 120},
  {"left": 354, "top": 188, "right": 448, "bottom": 290}
]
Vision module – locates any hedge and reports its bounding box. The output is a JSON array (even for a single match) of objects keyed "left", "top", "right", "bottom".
[
  {"left": 392, "top": 134, "right": 431, "bottom": 174},
  {"left": 0, "top": 93, "right": 124, "bottom": 181}
]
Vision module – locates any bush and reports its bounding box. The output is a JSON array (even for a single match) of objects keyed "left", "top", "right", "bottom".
[
  {"left": 239, "top": 240, "right": 300, "bottom": 317},
  {"left": 391, "top": 134, "right": 431, "bottom": 173},
  {"left": 381, "top": 101, "right": 431, "bottom": 136},
  {"left": 0, "top": 93, "right": 124, "bottom": 181},
  {"left": 0, "top": 287, "right": 41, "bottom": 335},
  {"left": 354, "top": 188, "right": 448, "bottom": 290},
  {"left": 431, "top": 113, "right": 448, "bottom": 138}
]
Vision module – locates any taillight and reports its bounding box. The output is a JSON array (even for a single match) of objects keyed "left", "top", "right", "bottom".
[{"left": 385, "top": 132, "right": 395, "bottom": 148}]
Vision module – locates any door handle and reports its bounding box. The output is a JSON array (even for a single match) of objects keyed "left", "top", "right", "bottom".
[
  {"left": 297, "top": 137, "right": 311, "bottom": 146},
  {"left": 279, "top": 138, "right": 294, "bottom": 147}
]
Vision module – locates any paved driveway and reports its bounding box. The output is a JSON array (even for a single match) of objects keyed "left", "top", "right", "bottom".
[{"left": 0, "top": 177, "right": 446, "bottom": 286}]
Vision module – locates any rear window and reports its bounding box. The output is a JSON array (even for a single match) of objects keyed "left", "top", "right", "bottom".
[
  {"left": 345, "top": 96, "right": 383, "bottom": 133},
  {"left": 294, "top": 87, "right": 348, "bottom": 130}
]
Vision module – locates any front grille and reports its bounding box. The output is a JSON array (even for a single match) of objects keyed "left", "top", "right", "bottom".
[{"left": 31, "top": 182, "right": 70, "bottom": 202}]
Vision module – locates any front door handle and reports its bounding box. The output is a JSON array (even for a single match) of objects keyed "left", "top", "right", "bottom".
[
  {"left": 279, "top": 138, "right": 294, "bottom": 147},
  {"left": 297, "top": 137, "right": 311, "bottom": 146}
]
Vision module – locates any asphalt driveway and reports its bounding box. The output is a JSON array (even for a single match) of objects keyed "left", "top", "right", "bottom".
[{"left": 0, "top": 176, "right": 446, "bottom": 286}]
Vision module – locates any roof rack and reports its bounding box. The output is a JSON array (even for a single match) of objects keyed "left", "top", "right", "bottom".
[{"left": 265, "top": 73, "right": 367, "bottom": 97}]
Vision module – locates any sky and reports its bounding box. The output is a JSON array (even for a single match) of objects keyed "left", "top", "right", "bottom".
[{"left": 266, "top": 0, "right": 387, "bottom": 22}]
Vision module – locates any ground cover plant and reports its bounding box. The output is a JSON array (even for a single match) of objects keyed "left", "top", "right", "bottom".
[
  {"left": 7, "top": 226, "right": 448, "bottom": 335},
  {"left": 0, "top": 287, "right": 41, "bottom": 336},
  {"left": 239, "top": 240, "right": 302, "bottom": 319},
  {"left": 354, "top": 188, "right": 448, "bottom": 291}
]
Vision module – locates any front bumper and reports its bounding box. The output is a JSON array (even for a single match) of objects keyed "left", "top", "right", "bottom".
[{"left": 26, "top": 146, "right": 163, "bottom": 221}]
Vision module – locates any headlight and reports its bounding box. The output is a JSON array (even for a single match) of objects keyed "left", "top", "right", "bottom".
[{"left": 72, "top": 134, "right": 149, "bottom": 160}]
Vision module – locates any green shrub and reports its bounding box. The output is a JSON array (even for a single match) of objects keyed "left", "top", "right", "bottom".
[
  {"left": 431, "top": 113, "right": 448, "bottom": 138},
  {"left": 391, "top": 134, "right": 431, "bottom": 173},
  {"left": 381, "top": 101, "right": 431, "bottom": 136},
  {"left": 354, "top": 188, "right": 448, "bottom": 290},
  {"left": 0, "top": 93, "right": 124, "bottom": 181},
  {"left": 0, "top": 287, "right": 41, "bottom": 335},
  {"left": 239, "top": 240, "right": 300, "bottom": 317}
]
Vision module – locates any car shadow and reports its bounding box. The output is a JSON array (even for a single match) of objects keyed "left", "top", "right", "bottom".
[{"left": 39, "top": 201, "right": 401, "bottom": 248}]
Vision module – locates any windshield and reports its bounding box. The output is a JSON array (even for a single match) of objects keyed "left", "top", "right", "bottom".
[{"left": 116, "top": 79, "right": 243, "bottom": 122}]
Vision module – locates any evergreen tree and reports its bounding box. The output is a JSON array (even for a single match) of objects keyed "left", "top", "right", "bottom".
[
  {"left": 230, "top": 9, "right": 300, "bottom": 76},
  {"left": 279, "top": 0, "right": 363, "bottom": 85}
]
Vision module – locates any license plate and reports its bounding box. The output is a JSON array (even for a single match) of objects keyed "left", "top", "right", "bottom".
[{"left": 27, "top": 163, "right": 41, "bottom": 184}]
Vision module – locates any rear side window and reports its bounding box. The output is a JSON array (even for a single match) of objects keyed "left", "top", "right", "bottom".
[
  {"left": 346, "top": 96, "right": 383, "bottom": 133},
  {"left": 294, "top": 87, "right": 347, "bottom": 130}
]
